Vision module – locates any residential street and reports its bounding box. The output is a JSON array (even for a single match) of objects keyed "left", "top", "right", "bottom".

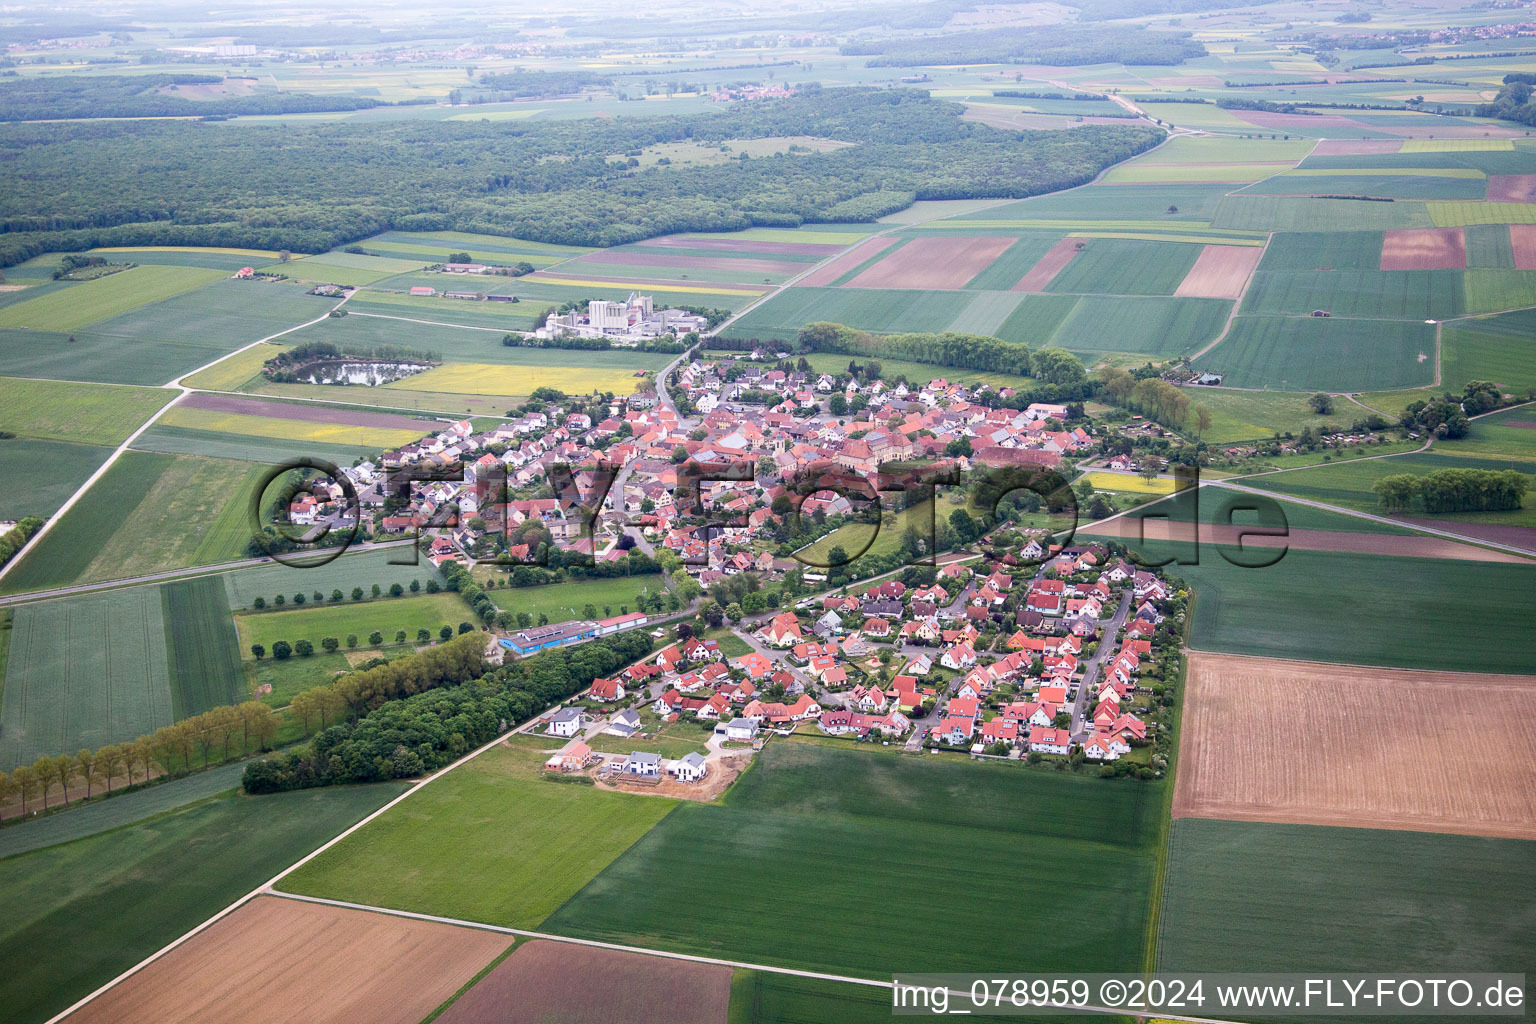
[{"left": 1069, "top": 589, "right": 1132, "bottom": 741}]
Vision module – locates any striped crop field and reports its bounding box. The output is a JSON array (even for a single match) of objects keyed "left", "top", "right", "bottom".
[
  {"left": 156, "top": 405, "right": 426, "bottom": 449},
  {"left": 0, "top": 266, "right": 227, "bottom": 332},
  {"left": 1280, "top": 167, "right": 1486, "bottom": 178},
  {"left": 386, "top": 362, "right": 647, "bottom": 396},
  {"left": 1429, "top": 202, "right": 1536, "bottom": 226},
  {"left": 1401, "top": 139, "right": 1515, "bottom": 152},
  {"left": 1066, "top": 232, "right": 1266, "bottom": 246}
]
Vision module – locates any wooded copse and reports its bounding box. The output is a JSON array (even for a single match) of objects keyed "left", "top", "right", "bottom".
[
  {"left": 0, "top": 89, "right": 1161, "bottom": 264},
  {"left": 0, "top": 73, "right": 394, "bottom": 121},
  {"left": 1372, "top": 468, "right": 1530, "bottom": 514},
  {"left": 242, "top": 628, "right": 654, "bottom": 792}
]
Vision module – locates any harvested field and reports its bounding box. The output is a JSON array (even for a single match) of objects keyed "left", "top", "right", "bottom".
[
  {"left": 1174, "top": 244, "right": 1265, "bottom": 299},
  {"left": 179, "top": 393, "right": 431, "bottom": 431},
  {"left": 796, "top": 237, "right": 897, "bottom": 287},
  {"left": 1487, "top": 174, "right": 1536, "bottom": 204},
  {"left": 1077, "top": 515, "right": 1530, "bottom": 562},
  {"left": 1173, "top": 652, "right": 1536, "bottom": 839},
  {"left": 435, "top": 939, "right": 731, "bottom": 1024},
  {"left": 566, "top": 252, "right": 798, "bottom": 275},
  {"left": 1380, "top": 227, "right": 1466, "bottom": 270},
  {"left": 845, "top": 236, "right": 1016, "bottom": 290},
  {"left": 1397, "top": 516, "right": 1536, "bottom": 552},
  {"left": 1310, "top": 139, "right": 1403, "bottom": 156},
  {"left": 1510, "top": 224, "right": 1536, "bottom": 270},
  {"left": 642, "top": 236, "right": 842, "bottom": 256},
  {"left": 1012, "top": 237, "right": 1080, "bottom": 292},
  {"left": 62, "top": 896, "right": 508, "bottom": 1024}
]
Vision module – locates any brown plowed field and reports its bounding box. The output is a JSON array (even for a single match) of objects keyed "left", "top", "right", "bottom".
[
  {"left": 1310, "top": 139, "right": 1402, "bottom": 156},
  {"left": 1174, "top": 244, "right": 1266, "bottom": 299},
  {"left": 1380, "top": 227, "right": 1466, "bottom": 270},
  {"left": 845, "top": 235, "right": 1016, "bottom": 290},
  {"left": 572, "top": 252, "right": 801, "bottom": 275},
  {"left": 1398, "top": 515, "right": 1536, "bottom": 552},
  {"left": 1173, "top": 652, "right": 1536, "bottom": 839},
  {"left": 797, "top": 236, "right": 897, "bottom": 287},
  {"left": 63, "top": 897, "right": 509, "bottom": 1024},
  {"left": 1486, "top": 175, "right": 1536, "bottom": 204},
  {"left": 1011, "top": 237, "right": 1080, "bottom": 292},
  {"left": 1510, "top": 224, "right": 1536, "bottom": 270},
  {"left": 180, "top": 393, "right": 432, "bottom": 430},
  {"left": 644, "top": 236, "right": 843, "bottom": 256},
  {"left": 435, "top": 939, "right": 731, "bottom": 1024},
  {"left": 1076, "top": 516, "right": 1529, "bottom": 563}
]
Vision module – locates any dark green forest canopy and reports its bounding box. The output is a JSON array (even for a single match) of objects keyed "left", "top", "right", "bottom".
[{"left": 0, "top": 88, "right": 1161, "bottom": 263}]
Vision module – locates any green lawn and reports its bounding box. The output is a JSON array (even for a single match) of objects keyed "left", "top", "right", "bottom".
[
  {"left": 0, "top": 783, "right": 407, "bottom": 1024},
  {"left": 0, "top": 377, "right": 171, "bottom": 446},
  {"left": 1169, "top": 545, "right": 1536, "bottom": 673},
  {"left": 799, "top": 500, "right": 935, "bottom": 567},
  {"left": 1157, "top": 819, "right": 1536, "bottom": 1022},
  {"left": 471, "top": 574, "right": 662, "bottom": 624},
  {"left": 246, "top": 650, "right": 353, "bottom": 707},
  {"left": 586, "top": 713, "right": 713, "bottom": 759},
  {"left": 278, "top": 744, "right": 677, "bottom": 927},
  {"left": 541, "top": 742, "right": 1165, "bottom": 979},
  {"left": 235, "top": 591, "right": 475, "bottom": 654},
  {"left": 1185, "top": 388, "right": 1379, "bottom": 444}
]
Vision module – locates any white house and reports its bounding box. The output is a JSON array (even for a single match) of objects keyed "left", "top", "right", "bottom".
[
  {"left": 545, "top": 707, "right": 584, "bottom": 738},
  {"left": 717, "top": 718, "right": 760, "bottom": 743},
  {"left": 604, "top": 709, "right": 642, "bottom": 738},
  {"left": 668, "top": 751, "right": 708, "bottom": 782},
  {"left": 622, "top": 751, "right": 661, "bottom": 777},
  {"left": 1028, "top": 726, "right": 1071, "bottom": 755}
]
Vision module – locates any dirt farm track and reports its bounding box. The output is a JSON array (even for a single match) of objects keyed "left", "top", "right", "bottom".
[
  {"left": 1174, "top": 652, "right": 1536, "bottom": 840},
  {"left": 61, "top": 897, "right": 509, "bottom": 1024}
]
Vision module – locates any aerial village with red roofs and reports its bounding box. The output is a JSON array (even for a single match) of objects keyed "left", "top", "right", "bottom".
[{"left": 288, "top": 342, "right": 1185, "bottom": 786}]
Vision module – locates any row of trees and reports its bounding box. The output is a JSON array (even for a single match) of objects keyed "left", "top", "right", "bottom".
[
  {"left": 244, "top": 629, "right": 653, "bottom": 791},
  {"left": 1097, "top": 368, "right": 1214, "bottom": 437},
  {"left": 251, "top": 577, "right": 434, "bottom": 610},
  {"left": 1373, "top": 468, "right": 1529, "bottom": 514},
  {"left": 794, "top": 322, "right": 1090, "bottom": 383},
  {"left": 0, "top": 702, "right": 278, "bottom": 820},
  {"left": 253, "top": 623, "right": 475, "bottom": 661},
  {"left": 0, "top": 515, "right": 42, "bottom": 569}
]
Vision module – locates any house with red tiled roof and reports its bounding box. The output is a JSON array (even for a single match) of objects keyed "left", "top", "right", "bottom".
[
  {"left": 1028, "top": 726, "right": 1071, "bottom": 755},
  {"left": 980, "top": 718, "right": 1019, "bottom": 747},
  {"left": 588, "top": 677, "right": 625, "bottom": 702}
]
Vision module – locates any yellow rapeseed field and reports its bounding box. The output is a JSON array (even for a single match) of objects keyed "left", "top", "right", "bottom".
[
  {"left": 387, "top": 362, "right": 645, "bottom": 396},
  {"left": 1082, "top": 471, "right": 1177, "bottom": 495}
]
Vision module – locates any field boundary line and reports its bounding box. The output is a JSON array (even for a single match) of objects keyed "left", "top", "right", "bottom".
[
  {"left": 1180, "top": 646, "right": 1536, "bottom": 679},
  {"left": 265, "top": 891, "right": 1256, "bottom": 1024},
  {"left": 1185, "top": 231, "right": 1270, "bottom": 362}
]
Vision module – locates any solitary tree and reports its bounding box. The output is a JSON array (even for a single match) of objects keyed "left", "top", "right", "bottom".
[{"left": 1309, "top": 393, "right": 1335, "bottom": 415}]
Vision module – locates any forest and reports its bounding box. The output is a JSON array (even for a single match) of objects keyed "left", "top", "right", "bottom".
[
  {"left": 0, "top": 88, "right": 1160, "bottom": 264},
  {"left": 0, "top": 73, "right": 391, "bottom": 121},
  {"left": 842, "top": 25, "right": 1206, "bottom": 67}
]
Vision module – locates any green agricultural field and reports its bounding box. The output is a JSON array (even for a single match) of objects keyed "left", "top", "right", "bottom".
[
  {"left": 279, "top": 744, "right": 677, "bottom": 927},
  {"left": 0, "top": 782, "right": 408, "bottom": 1024},
  {"left": 1464, "top": 223, "right": 1516, "bottom": 269},
  {"left": 541, "top": 742, "right": 1165, "bottom": 979},
  {"left": 1152, "top": 136, "right": 1318, "bottom": 163},
  {"left": 363, "top": 229, "right": 594, "bottom": 261},
  {"left": 1242, "top": 269, "right": 1463, "bottom": 319},
  {"left": 222, "top": 545, "right": 441, "bottom": 610},
  {"left": 1440, "top": 311, "right": 1536, "bottom": 395},
  {"left": 0, "top": 452, "right": 267, "bottom": 594},
  {"left": 1428, "top": 201, "right": 1536, "bottom": 227},
  {"left": 0, "top": 585, "right": 173, "bottom": 768},
  {"left": 944, "top": 290, "right": 1027, "bottom": 335},
  {"left": 960, "top": 234, "right": 1064, "bottom": 291},
  {"left": 1103, "top": 162, "right": 1295, "bottom": 185},
  {"left": 234, "top": 591, "right": 475, "bottom": 654},
  {"left": 161, "top": 575, "right": 245, "bottom": 718},
  {"left": 0, "top": 439, "right": 113, "bottom": 520},
  {"left": 1462, "top": 269, "right": 1536, "bottom": 314},
  {"left": 1242, "top": 450, "right": 1536, "bottom": 523},
  {"left": 963, "top": 184, "right": 1235, "bottom": 222},
  {"left": 1257, "top": 231, "right": 1386, "bottom": 272},
  {"left": 0, "top": 266, "right": 227, "bottom": 332},
  {"left": 1049, "top": 296, "right": 1231, "bottom": 358},
  {"left": 268, "top": 251, "right": 427, "bottom": 286},
  {"left": 0, "top": 761, "right": 247, "bottom": 860},
  {"left": 1243, "top": 172, "right": 1488, "bottom": 200},
  {"left": 1197, "top": 315, "right": 1435, "bottom": 392},
  {"left": 1437, "top": 403, "right": 1536, "bottom": 460},
  {"left": 1044, "top": 238, "right": 1202, "bottom": 296},
  {"left": 1212, "top": 195, "right": 1434, "bottom": 232},
  {"left": 722, "top": 287, "right": 975, "bottom": 342},
  {"left": 343, "top": 296, "right": 546, "bottom": 332},
  {"left": 0, "top": 377, "right": 171, "bottom": 446},
  {"left": 1170, "top": 544, "right": 1536, "bottom": 672},
  {"left": 471, "top": 575, "right": 662, "bottom": 624},
  {"left": 1157, "top": 819, "right": 1536, "bottom": 1016},
  {"left": 563, "top": 257, "right": 799, "bottom": 287},
  {"left": 130, "top": 423, "right": 376, "bottom": 467},
  {"left": 992, "top": 293, "right": 1082, "bottom": 347},
  {"left": 729, "top": 972, "right": 895, "bottom": 1024}
]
